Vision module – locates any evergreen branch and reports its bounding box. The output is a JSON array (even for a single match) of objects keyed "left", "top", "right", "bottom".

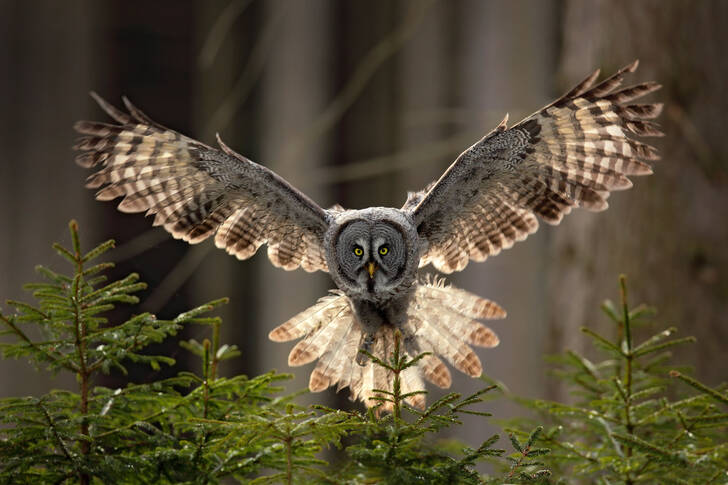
[
  {"left": 0, "top": 312, "right": 77, "bottom": 372},
  {"left": 34, "top": 264, "right": 72, "bottom": 284},
  {"left": 600, "top": 299, "right": 621, "bottom": 324},
  {"left": 630, "top": 385, "right": 666, "bottom": 402},
  {"left": 566, "top": 350, "right": 601, "bottom": 381},
  {"left": 581, "top": 327, "right": 625, "bottom": 356},
  {"left": 628, "top": 304, "right": 657, "bottom": 322},
  {"left": 5, "top": 300, "right": 50, "bottom": 320},
  {"left": 81, "top": 262, "right": 114, "bottom": 278},
  {"left": 706, "top": 469, "right": 727, "bottom": 484},
  {"left": 633, "top": 327, "right": 677, "bottom": 353},
  {"left": 174, "top": 298, "right": 230, "bottom": 322},
  {"left": 533, "top": 400, "right": 623, "bottom": 426},
  {"left": 612, "top": 432, "right": 688, "bottom": 464},
  {"left": 540, "top": 435, "right": 599, "bottom": 464},
  {"left": 619, "top": 275, "right": 637, "bottom": 485},
  {"left": 633, "top": 337, "right": 696, "bottom": 358},
  {"left": 635, "top": 394, "right": 705, "bottom": 426},
  {"left": 619, "top": 274, "right": 632, "bottom": 354},
  {"left": 504, "top": 427, "right": 550, "bottom": 481},
  {"left": 670, "top": 371, "right": 728, "bottom": 408},
  {"left": 65, "top": 223, "right": 94, "bottom": 485},
  {"left": 38, "top": 400, "right": 75, "bottom": 464},
  {"left": 683, "top": 413, "right": 728, "bottom": 426},
  {"left": 81, "top": 239, "right": 115, "bottom": 264},
  {"left": 51, "top": 242, "right": 77, "bottom": 265},
  {"left": 613, "top": 377, "right": 629, "bottom": 403},
  {"left": 509, "top": 433, "right": 523, "bottom": 453},
  {"left": 572, "top": 374, "right": 605, "bottom": 394},
  {"left": 93, "top": 391, "right": 199, "bottom": 440},
  {"left": 69, "top": 220, "right": 82, "bottom": 256},
  {"left": 79, "top": 273, "right": 144, "bottom": 305}
]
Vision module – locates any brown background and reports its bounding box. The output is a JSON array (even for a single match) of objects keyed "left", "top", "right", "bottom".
[{"left": 1, "top": 0, "right": 726, "bottom": 448}]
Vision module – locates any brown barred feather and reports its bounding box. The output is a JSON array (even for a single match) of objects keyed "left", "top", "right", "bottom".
[
  {"left": 74, "top": 94, "right": 330, "bottom": 273},
  {"left": 603, "top": 82, "right": 661, "bottom": 104},
  {"left": 419, "top": 354, "right": 452, "bottom": 388},
  {"left": 268, "top": 292, "right": 349, "bottom": 342},
  {"left": 617, "top": 103, "right": 663, "bottom": 120},
  {"left": 561, "top": 68, "right": 601, "bottom": 99},
  {"left": 411, "top": 61, "right": 661, "bottom": 273}
]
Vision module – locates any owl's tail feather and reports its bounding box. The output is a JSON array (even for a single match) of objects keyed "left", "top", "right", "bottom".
[
  {"left": 418, "top": 274, "right": 507, "bottom": 321},
  {"left": 404, "top": 279, "right": 503, "bottom": 379},
  {"left": 268, "top": 278, "right": 504, "bottom": 411},
  {"left": 268, "top": 290, "right": 349, "bottom": 344}
]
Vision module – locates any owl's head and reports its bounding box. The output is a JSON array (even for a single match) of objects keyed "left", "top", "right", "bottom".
[{"left": 325, "top": 208, "right": 419, "bottom": 302}]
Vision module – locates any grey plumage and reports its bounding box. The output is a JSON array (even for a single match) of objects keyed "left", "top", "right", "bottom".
[{"left": 74, "top": 61, "right": 662, "bottom": 409}]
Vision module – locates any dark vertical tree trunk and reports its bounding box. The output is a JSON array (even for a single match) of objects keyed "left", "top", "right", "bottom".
[
  {"left": 441, "top": 0, "right": 561, "bottom": 445},
  {"left": 190, "top": 0, "right": 267, "bottom": 379},
  {"left": 0, "top": 0, "right": 97, "bottom": 396},
  {"left": 330, "top": 0, "right": 401, "bottom": 210},
  {"left": 256, "top": 0, "right": 334, "bottom": 400},
  {"left": 548, "top": 0, "right": 728, "bottom": 396},
  {"left": 92, "top": 0, "right": 199, "bottom": 389}
]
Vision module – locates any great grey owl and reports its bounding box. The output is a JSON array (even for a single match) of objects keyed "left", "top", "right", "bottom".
[{"left": 74, "top": 61, "right": 662, "bottom": 410}]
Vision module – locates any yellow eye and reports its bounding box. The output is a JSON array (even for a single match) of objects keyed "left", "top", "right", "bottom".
[
  {"left": 379, "top": 247, "right": 388, "bottom": 256},
  {"left": 353, "top": 247, "right": 363, "bottom": 257}
]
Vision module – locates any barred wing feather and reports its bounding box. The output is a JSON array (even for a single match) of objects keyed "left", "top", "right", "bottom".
[
  {"left": 74, "top": 94, "right": 331, "bottom": 273},
  {"left": 409, "top": 61, "right": 662, "bottom": 273}
]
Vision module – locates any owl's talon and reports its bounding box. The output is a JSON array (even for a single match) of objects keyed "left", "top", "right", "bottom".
[
  {"left": 355, "top": 350, "right": 368, "bottom": 367},
  {"left": 356, "top": 333, "right": 375, "bottom": 366}
]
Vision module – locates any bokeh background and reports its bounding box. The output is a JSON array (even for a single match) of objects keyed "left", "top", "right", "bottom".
[{"left": 1, "top": 0, "right": 727, "bottom": 450}]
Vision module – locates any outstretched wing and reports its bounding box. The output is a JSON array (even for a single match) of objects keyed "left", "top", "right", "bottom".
[
  {"left": 74, "top": 94, "right": 331, "bottom": 272},
  {"left": 407, "top": 61, "right": 662, "bottom": 273}
]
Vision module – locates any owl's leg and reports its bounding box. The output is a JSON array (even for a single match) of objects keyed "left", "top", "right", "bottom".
[
  {"left": 401, "top": 331, "right": 421, "bottom": 357},
  {"left": 355, "top": 332, "right": 375, "bottom": 366},
  {"left": 351, "top": 299, "right": 385, "bottom": 366},
  {"left": 351, "top": 291, "right": 415, "bottom": 366}
]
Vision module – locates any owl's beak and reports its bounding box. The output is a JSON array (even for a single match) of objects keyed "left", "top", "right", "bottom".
[{"left": 366, "top": 261, "right": 378, "bottom": 279}]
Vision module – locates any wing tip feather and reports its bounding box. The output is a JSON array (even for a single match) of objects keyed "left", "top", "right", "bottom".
[
  {"left": 89, "top": 91, "right": 131, "bottom": 124},
  {"left": 624, "top": 59, "right": 639, "bottom": 73}
]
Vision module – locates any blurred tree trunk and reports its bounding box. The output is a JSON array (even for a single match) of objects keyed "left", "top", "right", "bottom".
[
  {"left": 0, "top": 0, "right": 97, "bottom": 396},
  {"left": 256, "top": 0, "right": 334, "bottom": 401},
  {"left": 89, "top": 1, "right": 199, "bottom": 390},
  {"left": 191, "top": 0, "right": 267, "bottom": 381},
  {"left": 437, "top": 0, "right": 560, "bottom": 447},
  {"left": 452, "top": 0, "right": 560, "bottom": 398},
  {"left": 548, "top": 0, "right": 728, "bottom": 398}
]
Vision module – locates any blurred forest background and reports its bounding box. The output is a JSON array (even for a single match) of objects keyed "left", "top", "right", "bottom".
[{"left": 1, "top": 0, "right": 727, "bottom": 450}]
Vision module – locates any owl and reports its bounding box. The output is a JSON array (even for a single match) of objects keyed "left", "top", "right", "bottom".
[{"left": 74, "top": 61, "right": 662, "bottom": 410}]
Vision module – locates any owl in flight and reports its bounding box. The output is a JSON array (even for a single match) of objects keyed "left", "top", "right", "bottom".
[{"left": 74, "top": 61, "right": 661, "bottom": 410}]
